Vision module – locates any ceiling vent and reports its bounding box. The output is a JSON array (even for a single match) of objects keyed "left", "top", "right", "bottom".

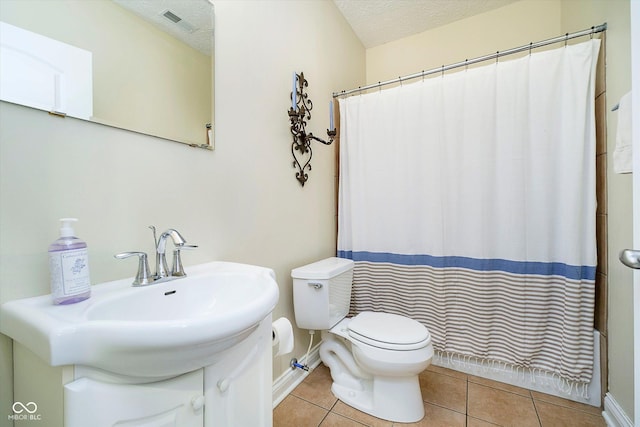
[{"left": 161, "top": 9, "right": 197, "bottom": 33}]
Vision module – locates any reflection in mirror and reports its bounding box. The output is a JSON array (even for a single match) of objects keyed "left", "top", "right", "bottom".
[{"left": 0, "top": 0, "right": 214, "bottom": 149}]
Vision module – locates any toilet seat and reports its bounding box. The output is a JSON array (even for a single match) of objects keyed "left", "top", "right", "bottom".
[{"left": 348, "top": 312, "right": 431, "bottom": 351}]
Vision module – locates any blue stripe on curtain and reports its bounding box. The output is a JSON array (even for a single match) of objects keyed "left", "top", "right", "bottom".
[{"left": 337, "top": 250, "right": 596, "bottom": 281}]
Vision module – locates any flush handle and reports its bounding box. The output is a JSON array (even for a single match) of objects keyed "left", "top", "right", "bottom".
[{"left": 308, "top": 282, "right": 323, "bottom": 289}]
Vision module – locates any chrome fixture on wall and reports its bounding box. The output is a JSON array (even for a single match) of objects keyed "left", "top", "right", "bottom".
[{"left": 289, "top": 71, "right": 336, "bottom": 187}]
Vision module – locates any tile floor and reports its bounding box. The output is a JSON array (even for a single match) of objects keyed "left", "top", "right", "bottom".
[{"left": 273, "top": 364, "right": 606, "bottom": 427}]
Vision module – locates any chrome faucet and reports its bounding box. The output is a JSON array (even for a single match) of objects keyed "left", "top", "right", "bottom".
[
  {"left": 155, "top": 228, "right": 187, "bottom": 279},
  {"left": 115, "top": 226, "right": 197, "bottom": 286},
  {"left": 151, "top": 226, "right": 198, "bottom": 280}
]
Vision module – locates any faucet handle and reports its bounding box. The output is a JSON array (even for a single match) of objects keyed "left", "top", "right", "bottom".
[
  {"left": 176, "top": 244, "right": 198, "bottom": 250},
  {"left": 171, "top": 244, "right": 198, "bottom": 277},
  {"left": 114, "top": 251, "right": 154, "bottom": 286}
]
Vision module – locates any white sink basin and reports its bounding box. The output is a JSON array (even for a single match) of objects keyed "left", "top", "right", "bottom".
[{"left": 0, "top": 261, "right": 279, "bottom": 378}]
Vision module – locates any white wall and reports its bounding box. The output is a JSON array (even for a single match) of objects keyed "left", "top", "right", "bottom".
[{"left": 0, "top": 0, "right": 365, "bottom": 422}]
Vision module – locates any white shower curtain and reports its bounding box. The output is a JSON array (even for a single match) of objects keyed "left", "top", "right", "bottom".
[{"left": 338, "top": 40, "right": 600, "bottom": 389}]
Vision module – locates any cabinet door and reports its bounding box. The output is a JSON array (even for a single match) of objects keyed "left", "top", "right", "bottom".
[
  {"left": 204, "top": 318, "right": 272, "bottom": 426},
  {"left": 64, "top": 370, "right": 203, "bottom": 427}
]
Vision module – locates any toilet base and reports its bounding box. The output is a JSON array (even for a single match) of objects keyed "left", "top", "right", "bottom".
[{"left": 331, "top": 374, "right": 425, "bottom": 423}]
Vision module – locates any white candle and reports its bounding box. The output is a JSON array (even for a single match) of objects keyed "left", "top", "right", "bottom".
[
  {"left": 329, "top": 100, "right": 334, "bottom": 130},
  {"left": 292, "top": 72, "right": 297, "bottom": 109}
]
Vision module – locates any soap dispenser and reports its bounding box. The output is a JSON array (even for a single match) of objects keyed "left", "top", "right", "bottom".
[{"left": 48, "top": 218, "right": 91, "bottom": 304}]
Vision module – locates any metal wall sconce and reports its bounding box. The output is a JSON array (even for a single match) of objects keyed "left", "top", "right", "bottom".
[{"left": 288, "top": 71, "right": 336, "bottom": 187}]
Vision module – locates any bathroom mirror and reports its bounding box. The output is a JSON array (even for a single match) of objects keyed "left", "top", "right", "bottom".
[{"left": 0, "top": 0, "right": 214, "bottom": 149}]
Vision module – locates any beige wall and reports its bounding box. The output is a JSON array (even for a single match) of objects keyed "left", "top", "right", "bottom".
[
  {"left": 0, "top": 0, "right": 365, "bottom": 423},
  {"left": 560, "top": 0, "right": 633, "bottom": 419},
  {"left": 365, "top": 0, "right": 633, "bottom": 420},
  {"left": 366, "top": 0, "right": 562, "bottom": 86}
]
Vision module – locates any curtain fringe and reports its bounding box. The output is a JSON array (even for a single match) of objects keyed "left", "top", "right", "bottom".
[{"left": 433, "top": 351, "right": 591, "bottom": 399}]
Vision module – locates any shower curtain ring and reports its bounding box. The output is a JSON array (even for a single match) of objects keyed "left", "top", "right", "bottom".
[
  {"left": 496, "top": 51, "right": 499, "bottom": 63},
  {"left": 441, "top": 65, "right": 444, "bottom": 78},
  {"left": 465, "top": 60, "right": 468, "bottom": 71},
  {"left": 529, "top": 42, "right": 533, "bottom": 56},
  {"left": 564, "top": 33, "right": 569, "bottom": 46}
]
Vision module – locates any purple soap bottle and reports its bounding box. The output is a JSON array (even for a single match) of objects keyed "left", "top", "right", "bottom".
[{"left": 48, "top": 218, "right": 91, "bottom": 304}]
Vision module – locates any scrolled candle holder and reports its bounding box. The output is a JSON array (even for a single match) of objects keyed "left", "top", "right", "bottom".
[{"left": 289, "top": 72, "right": 335, "bottom": 187}]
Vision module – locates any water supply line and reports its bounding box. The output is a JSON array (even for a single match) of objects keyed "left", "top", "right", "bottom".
[
  {"left": 290, "top": 330, "right": 315, "bottom": 371},
  {"left": 290, "top": 359, "right": 308, "bottom": 371},
  {"left": 304, "top": 330, "right": 315, "bottom": 368}
]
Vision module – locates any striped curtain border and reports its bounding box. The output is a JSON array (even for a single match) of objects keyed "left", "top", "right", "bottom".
[{"left": 338, "top": 251, "right": 596, "bottom": 282}]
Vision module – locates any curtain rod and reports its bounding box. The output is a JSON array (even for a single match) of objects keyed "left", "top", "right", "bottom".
[{"left": 333, "top": 23, "right": 607, "bottom": 98}]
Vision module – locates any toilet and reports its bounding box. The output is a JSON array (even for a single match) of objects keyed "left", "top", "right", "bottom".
[{"left": 292, "top": 257, "right": 433, "bottom": 423}]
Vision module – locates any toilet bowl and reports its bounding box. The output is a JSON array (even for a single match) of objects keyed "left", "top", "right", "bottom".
[{"left": 292, "top": 258, "right": 433, "bottom": 423}]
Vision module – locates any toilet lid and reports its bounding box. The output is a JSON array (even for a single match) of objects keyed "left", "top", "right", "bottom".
[{"left": 348, "top": 312, "right": 431, "bottom": 351}]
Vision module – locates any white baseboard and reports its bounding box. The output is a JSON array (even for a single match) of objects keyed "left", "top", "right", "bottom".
[
  {"left": 603, "top": 393, "right": 634, "bottom": 427},
  {"left": 272, "top": 344, "right": 322, "bottom": 408}
]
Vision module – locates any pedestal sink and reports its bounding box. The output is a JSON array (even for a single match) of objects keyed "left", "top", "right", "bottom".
[{"left": 0, "top": 261, "right": 280, "bottom": 378}]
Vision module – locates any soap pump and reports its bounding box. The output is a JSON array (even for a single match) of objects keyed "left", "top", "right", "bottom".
[{"left": 48, "top": 218, "right": 91, "bottom": 304}]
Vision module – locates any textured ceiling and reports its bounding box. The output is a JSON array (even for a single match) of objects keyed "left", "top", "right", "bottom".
[
  {"left": 112, "top": 0, "right": 519, "bottom": 54},
  {"left": 333, "top": 0, "right": 519, "bottom": 48},
  {"left": 113, "top": 0, "right": 213, "bottom": 55}
]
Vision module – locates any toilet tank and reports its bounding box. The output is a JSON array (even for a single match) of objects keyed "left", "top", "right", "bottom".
[{"left": 292, "top": 257, "right": 354, "bottom": 330}]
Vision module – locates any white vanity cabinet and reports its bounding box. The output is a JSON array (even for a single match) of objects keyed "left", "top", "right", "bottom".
[
  {"left": 64, "top": 371, "right": 204, "bottom": 427},
  {"left": 13, "top": 348, "right": 204, "bottom": 427},
  {"left": 11, "top": 318, "right": 273, "bottom": 427},
  {"left": 4, "top": 262, "right": 280, "bottom": 426}
]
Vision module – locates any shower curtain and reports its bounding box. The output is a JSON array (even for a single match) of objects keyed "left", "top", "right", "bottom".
[{"left": 337, "top": 40, "right": 600, "bottom": 391}]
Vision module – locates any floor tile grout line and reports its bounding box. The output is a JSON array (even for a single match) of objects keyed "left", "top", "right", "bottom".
[
  {"left": 317, "top": 409, "right": 330, "bottom": 427},
  {"left": 469, "top": 380, "right": 547, "bottom": 400},
  {"left": 466, "top": 377, "right": 533, "bottom": 395},
  {"left": 288, "top": 391, "right": 337, "bottom": 414},
  {"left": 530, "top": 395, "right": 604, "bottom": 415},
  {"left": 531, "top": 396, "right": 606, "bottom": 420},
  {"left": 329, "top": 410, "right": 372, "bottom": 427},
  {"left": 466, "top": 415, "right": 503, "bottom": 426},
  {"left": 466, "top": 378, "right": 546, "bottom": 427},
  {"left": 421, "top": 399, "right": 467, "bottom": 416},
  {"left": 465, "top": 378, "right": 469, "bottom": 427},
  {"left": 531, "top": 394, "right": 544, "bottom": 427},
  {"left": 465, "top": 377, "right": 469, "bottom": 420}
]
